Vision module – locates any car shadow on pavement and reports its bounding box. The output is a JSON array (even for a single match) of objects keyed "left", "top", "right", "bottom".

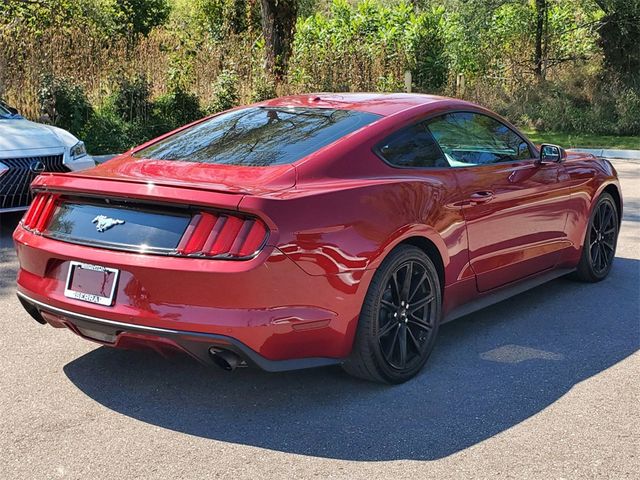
[{"left": 63, "top": 256, "right": 640, "bottom": 461}]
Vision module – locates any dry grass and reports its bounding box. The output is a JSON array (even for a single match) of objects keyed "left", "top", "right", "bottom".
[{"left": 0, "top": 24, "right": 413, "bottom": 119}]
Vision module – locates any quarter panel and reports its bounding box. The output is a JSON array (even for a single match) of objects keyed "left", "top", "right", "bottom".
[{"left": 560, "top": 155, "right": 622, "bottom": 266}]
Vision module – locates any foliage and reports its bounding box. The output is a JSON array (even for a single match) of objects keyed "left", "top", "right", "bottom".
[
  {"left": 2, "top": 0, "right": 639, "bottom": 152},
  {"left": 171, "top": 0, "right": 257, "bottom": 39},
  {"left": 443, "top": 0, "right": 602, "bottom": 80},
  {"left": 81, "top": 106, "right": 143, "bottom": 154},
  {"left": 523, "top": 130, "right": 640, "bottom": 150},
  {"left": 110, "top": 0, "right": 171, "bottom": 37},
  {"left": 291, "top": 0, "right": 449, "bottom": 93},
  {"left": 595, "top": 0, "right": 640, "bottom": 86},
  {"left": 112, "top": 74, "right": 153, "bottom": 123},
  {"left": 208, "top": 69, "right": 240, "bottom": 113},
  {"left": 490, "top": 71, "right": 640, "bottom": 137},
  {"left": 153, "top": 86, "right": 203, "bottom": 131},
  {"left": 37, "top": 74, "right": 93, "bottom": 136},
  {"left": 250, "top": 75, "right": 277, "bottom": 102},
  {"left": 260, "top": 0, "right": 299, "bottom": 79}
]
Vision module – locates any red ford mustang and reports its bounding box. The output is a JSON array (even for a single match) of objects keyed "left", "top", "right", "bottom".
[{"left": 14, "top": 93, "right": 622, "bottom": 383}]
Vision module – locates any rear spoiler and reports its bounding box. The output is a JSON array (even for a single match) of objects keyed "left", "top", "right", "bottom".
[{"left": 30, "top": 173, "right": 244, "bottom": 211}]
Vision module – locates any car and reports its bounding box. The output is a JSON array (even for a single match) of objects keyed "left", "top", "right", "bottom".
[
  {"left": 0, "top": 100, "right": 95, "bottom": 213},
  {"left": 13, "top": 93, "right": 622, "bottom": 383}
]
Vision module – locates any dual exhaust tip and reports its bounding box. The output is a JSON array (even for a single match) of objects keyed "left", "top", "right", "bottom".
[{"left": 209, "top": 347, "right": 243, "bottom": 371}]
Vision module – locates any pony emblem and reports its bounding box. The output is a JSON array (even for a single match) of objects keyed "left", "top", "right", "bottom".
[{"left": 92, "top": 215, "right": 125, "bottom": 232}]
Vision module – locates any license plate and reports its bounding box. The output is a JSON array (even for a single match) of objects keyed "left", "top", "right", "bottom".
[{"left": 64, "top": 261, "right": 120, "bottom": 306}]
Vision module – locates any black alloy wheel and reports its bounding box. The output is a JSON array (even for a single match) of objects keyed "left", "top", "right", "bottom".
[
  {"left": 343, "top": 245, "right": 441, "bottom": 383},
  {"left": 573, "top": 192, "right": 619, "bottom": 282}
]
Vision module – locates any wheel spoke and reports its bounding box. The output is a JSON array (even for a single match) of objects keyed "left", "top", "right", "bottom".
[
  {"left": 602, "top": 240, "right": 614, "bottom": 252},
  {"left": 408, "top": 313, "right": 432, "bottom": 331},
  {"left": 602, "top": 205, "right": 613, "bottom": 231},
  {"left": 592, "top": 245, "right": 600, "bottom": 268},
  {"left": 408, "top": 271, "right": 428, "bottom": 302},
  {"left": 380, "top": 299, "right": 396, "bottom": 311},
  {"left": 378, "top": 319, "right": 398, "bottom": 338},
  {"left": 594, "top": 204, "right": 602, "bottom": 229},
  {"left": 401, "top": 262, "right": 413, "bottom": 300},
  {"left": 598, "top": 244, "right": 606, "bottom": 270},
  {"left": 408, "top": 293, "right": 434, "bottom": 313},
  {"left": 383, "top": 326, "right": 400, "bottom": 360},
  {"left": 390, "top": 272, "right": 401, "bottom": 304},
  {"left": 398, "top": 325, "right": 407, "bottom": 368},
  {"left": 406, "top": 326, "right": 422, "bottom": 352}
]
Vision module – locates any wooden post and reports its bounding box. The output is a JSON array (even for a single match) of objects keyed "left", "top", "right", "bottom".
[
  {"left": 456, "top": 73, "right": 466, "bottom": 97},
  {"left": 404, "top": 70, "right": 412, "bottom": 93}
]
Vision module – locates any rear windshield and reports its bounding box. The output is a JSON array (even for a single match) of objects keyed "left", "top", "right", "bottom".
[{"left": 134, "top": 107, "right": 381, "bottom": 166}]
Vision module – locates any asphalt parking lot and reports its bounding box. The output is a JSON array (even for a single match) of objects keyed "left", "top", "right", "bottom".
[{"left": 0, "top": 160, "right": 638, "bottom": 479}]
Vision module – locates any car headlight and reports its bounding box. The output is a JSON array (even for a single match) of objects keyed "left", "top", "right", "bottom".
[
  {"left": 70, "top": 141, "right": 87, "bottom": 159},
  {"left": 0, "top": 161, "right": 7, "bottom": 177}
]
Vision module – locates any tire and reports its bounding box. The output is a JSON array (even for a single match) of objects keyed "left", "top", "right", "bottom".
[
  {"left": 572, "top": 192, "right": 619, "bottom": 282},
  {"left": 343, "top": 245, "right": 442, "bottom": 384}
]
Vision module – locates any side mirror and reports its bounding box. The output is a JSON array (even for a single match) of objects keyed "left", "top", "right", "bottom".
[{"left": 538, "top": 143, "right": 566, "bottom": 164}]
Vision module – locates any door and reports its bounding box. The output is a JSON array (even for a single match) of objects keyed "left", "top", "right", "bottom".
[{"left": 426, "top": 112, "right": 570, "bottom": 292}]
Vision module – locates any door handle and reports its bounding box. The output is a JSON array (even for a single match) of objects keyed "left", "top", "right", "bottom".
[{"left": 469, "top": 191, "right": 494, "bottom": 204}]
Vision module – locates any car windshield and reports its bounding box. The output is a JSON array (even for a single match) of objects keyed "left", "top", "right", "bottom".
[
  {"left": 134, "top": 107, "right": 381, "bottom": 166},
  {"left": 0, "top": 103, "right": 13, "bottom": 117}
]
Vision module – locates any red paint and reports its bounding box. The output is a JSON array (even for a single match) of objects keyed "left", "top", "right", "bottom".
[{"left": 13, "top": 93, "right": 622, "bottom": 366}]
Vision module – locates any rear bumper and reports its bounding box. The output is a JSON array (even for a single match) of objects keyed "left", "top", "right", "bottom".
[
  {"left": 17, "top": 291, "right": 341, "bottom": 371},
  {"left": 14, "top": 224, "right": 373, "bottom": 364}
]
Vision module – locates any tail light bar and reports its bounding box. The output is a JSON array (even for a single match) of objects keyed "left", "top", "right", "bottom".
[
  {"left": 22, "top": 193, "right": 269, "bottom": 260},
  {"left": 22, "top": 192, "right": 59, "bottom": 232},
  {"left": 177, "top": 211, "right": 268, "bottom": 259}
]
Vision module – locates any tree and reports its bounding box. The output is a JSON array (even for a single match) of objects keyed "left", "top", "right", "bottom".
[
  {"left": 259, "top": 0, "right": 298, "bottom": 81},
  {"left": 533, "top": 0, "right": 547, "bottom": 78},
  {"left": 112, "top": 0, "right": 171, "bottom": 38},
  {"left": 594, "top": 0, "right": 640, "bottom": 85}
]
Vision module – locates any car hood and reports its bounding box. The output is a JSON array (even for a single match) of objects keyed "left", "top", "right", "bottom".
[
  {"left": 0, "top": 118, "right": 77, "bottom": 152},
  {"left": 80, "top": 153, "right": 297, "bottom": 195}
]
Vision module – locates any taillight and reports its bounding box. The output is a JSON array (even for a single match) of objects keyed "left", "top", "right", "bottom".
[
  {"left": 177, "top": 212, "right": 269, "bottom": 259},
  {"left": 22, "top": 192, "right": 58, "bottom": 232}
]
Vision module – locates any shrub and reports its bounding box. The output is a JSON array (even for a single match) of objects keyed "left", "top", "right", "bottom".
[
  {"left": 290, "top": 0, "right": 449, "bottom": 93},
  {"left": 613, "top": 85, "right": 640, "bottom": 135},
  {"left": 81, "top": 108, "right": 139, "bottom": 155},
  {"left": 250, "top": 75, "right": 277, "bottom": 102},
  {"left": 207, "top": 69, "right": 239, "bottom": 112},
  {"left": 153, "top": 86, "right": 203, "bottom": 131},
  {"left": 113, "top": 74, "right": 153, "bottom": 124},
  {"left": 37, "top": 74, "right": 93, "bottom": 136},
  {"left": 489, "top": 73, "right": 640, "bottom": 136}
]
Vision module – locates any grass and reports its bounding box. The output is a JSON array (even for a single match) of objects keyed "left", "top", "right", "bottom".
[{"left": 522, "top": 129, "right": 640, "bottom": 150}]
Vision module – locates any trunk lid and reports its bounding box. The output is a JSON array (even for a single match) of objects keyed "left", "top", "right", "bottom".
[{"left": 81, "top": 153, "right": 297, "bottom": 195}]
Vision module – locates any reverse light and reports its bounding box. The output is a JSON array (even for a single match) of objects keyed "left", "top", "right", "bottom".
[{"left": 177, "top": 212, "right": 269, "bottom": 259}]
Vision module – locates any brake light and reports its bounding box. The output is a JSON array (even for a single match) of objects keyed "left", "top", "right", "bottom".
[
  {"left": 177, "top": 212, "right": 269, "bottom": 259},
  {"left": 22, "top": 193, "right": 59, "bottom": 232}
]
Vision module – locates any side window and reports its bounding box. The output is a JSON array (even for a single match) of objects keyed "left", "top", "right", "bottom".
[
  {"left": 427, "top": 112, "right": 532, "bottom": 167},
  {"left": 377, "top": 122, "right": 448, "bottom": 168}
]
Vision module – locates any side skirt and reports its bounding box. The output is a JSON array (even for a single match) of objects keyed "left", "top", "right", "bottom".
[{"left": 443, "top": 268, "right": 575, "bottom": 323}]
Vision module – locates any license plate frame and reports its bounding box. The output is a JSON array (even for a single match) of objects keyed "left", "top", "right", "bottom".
[{"left": 64, "top": 261, "right": 120, "bottom": 306}]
